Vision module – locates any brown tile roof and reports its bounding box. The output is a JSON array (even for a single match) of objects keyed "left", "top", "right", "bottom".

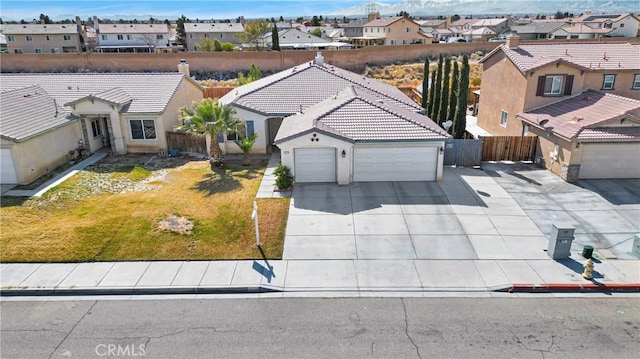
[
  {"left": 364, "top": 16, "right": 405, "bottom": 27},
  {"left": 274, "top": 87, "right": 449, "bottom": 144},
  {"left": 0, "top": 85, "right": 76, "bottom": 142},
  {"left": 481, "top": 42, "right": 640, "bottom": 74},
  {"left": 517, "top": 90, "right": 640, "bottom": 141},
  {"left": 576, "top": 127, "right": 640, "bottom": 141},
  {"left": 220, "top": 62, "right": 422, "bottom": 116},
  {"left": 65, "top": 87, "right": 132, "bottom": 107}
]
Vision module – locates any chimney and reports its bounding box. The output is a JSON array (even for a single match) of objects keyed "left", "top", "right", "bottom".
[
  {"left": 314, "top": 52, "right": 324, "bottom": 66},
  {"left": 506, "top": 35, "right": 520, "bottom": 49},
  {"left": 368, "top": 11, "right": 380, "bottom": 22},
  {"left": 445, "top": 16, "right": 451, "bottom": 28},
  {"left": 584, "top": 9, "right": 592, "bottom": 16},
  {"left": 178, "top": 59, "right": 190, "bottom": 77}
]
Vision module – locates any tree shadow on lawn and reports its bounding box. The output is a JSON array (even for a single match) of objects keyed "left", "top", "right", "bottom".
[{"left": 190, "top": 160, "right": 266, "bottom": 196}]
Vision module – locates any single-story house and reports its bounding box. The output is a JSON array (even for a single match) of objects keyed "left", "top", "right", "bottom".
[
  {"left": 220, "top": 53, "right": 449, "bottom": 183},
  {"left": 275, "top": 86, "right": 449, "bottom": 184},
  {"left": 518, "top": 90, "right": 640, "bottom": 181},
  {"left": 0, "top": 68, "right": 203, "bottom": 185}
]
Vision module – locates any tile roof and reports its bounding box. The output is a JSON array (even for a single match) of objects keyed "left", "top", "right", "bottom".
[
  {"left": 3, "top": 24, "right": 78, "bottom": 35},
  {"left": 465, "top": 27, "right": 495, "bottom": 35},
  {"left": 481, "top": 42, "right": 640, "bottom": 74},
  {"left": 575, "top": 13, "right": 631, "bottom": 23},
  {"left": 365, "top": 16, "right": 405, "bottom": 27},
  {"left": 513, "top": 22, "right": 565, "bottom": 34},
  {"left": 277, "top": 28, "right": 330, "bottom": 45},
  {"left": 561, "top": 24, "right": 614, "bottom": 34},
  {"left": 472, "top": 18, "right": 509, "bottom": 27},
  {"left": 517, "top": 90, "right": 640, "bottom": 141},
  {"left": 0, "top": 85, "right": 76, "bottom": 142},
  {"left": 342, "top": 19, "right": 367, "bottom": 28},
  {"left": 0, "top": 73, "right": 198, "bottom": 114},
  {"left": 274, "top": 87, "right": 449, "bottom": 144},
  {"left": 576, "top": 127, "right": 640, "bottom": 141},
  {"left": 220, "top": 61, "right": 422, "bottom": 116},
  {"left": 184, "top": 22, "right": 244, "bottom": 33},
  {"left": 65, "top": 87, "right": 132, "bottom": 107},
  {"left": 97, "top": 23, "right": 169, "bottom": 34}
]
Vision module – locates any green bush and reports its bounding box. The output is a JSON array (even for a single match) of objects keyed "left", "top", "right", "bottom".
[
  {"left": 274, "top": 162, "right": 294, "bottom": 190},
  {"left": 221, "top": 42, "right": 236, "bottom": 51}
]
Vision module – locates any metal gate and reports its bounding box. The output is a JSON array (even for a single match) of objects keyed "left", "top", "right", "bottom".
[{"left": 443, "top": 139, "right": 483, "bottom": 167}]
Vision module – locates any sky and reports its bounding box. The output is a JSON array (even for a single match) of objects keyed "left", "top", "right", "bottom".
[{"left": 0, "top": 0, "right": 368, "bottom": 21}]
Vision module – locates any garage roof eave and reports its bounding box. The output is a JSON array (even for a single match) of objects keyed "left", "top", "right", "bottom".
[
  {"left": 274, "top": 128, "right": 355, "bottom": 145},
  {"left": 354, "top": 138, "right": 447, "bottom": 143}
]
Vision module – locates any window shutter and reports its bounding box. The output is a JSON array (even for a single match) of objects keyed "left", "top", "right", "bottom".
[
  {"left": 536, "top": 76, "right": 546, "bottom": 96},
  {"left": 564, "top": 75, "right": 574, "bottom": 95},
  {"left": 216, "top": 133, "right": 224, "bottom": 143},
  {"left": 246, "top": 121, "right": 254, "bottom": 136}
]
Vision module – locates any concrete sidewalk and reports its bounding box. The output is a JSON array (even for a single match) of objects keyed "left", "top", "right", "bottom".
[{"left": 2, "top": 256, "right": 638, "bottom": 296}]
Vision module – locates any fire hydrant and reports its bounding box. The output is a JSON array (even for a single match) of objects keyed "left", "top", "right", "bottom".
[{"left": 582, "top": 258, "right": 595, "bottom": 279}]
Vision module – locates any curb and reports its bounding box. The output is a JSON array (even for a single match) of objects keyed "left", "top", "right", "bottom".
[
  {"left": 0, "top": 285, "right": 281, "bottom": 297},
  {"left": 506, "top": 283, "right": 640, "bottom": 293}
]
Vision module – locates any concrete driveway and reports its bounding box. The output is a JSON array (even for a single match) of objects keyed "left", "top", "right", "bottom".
[{"left": 283, "top": 165, "right": 640, "bottom": 260}]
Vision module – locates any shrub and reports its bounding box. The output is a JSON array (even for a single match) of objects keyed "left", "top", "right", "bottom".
[{"left": 274, "top": 162, "right": 294, "bottom": 190}]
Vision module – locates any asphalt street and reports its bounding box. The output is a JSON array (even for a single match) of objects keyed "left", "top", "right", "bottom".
[{"left": 2, "top": 297, "right": 639, "bottom": 358}]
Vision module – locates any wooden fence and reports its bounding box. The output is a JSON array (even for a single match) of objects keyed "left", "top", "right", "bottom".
[
  {"left": 479, "top": 136, "right": 538, "bottom": 161},
  {"left": 166, "top": 131, "right": 207, "bottom": 155},
  {"left": 204, "top": 87, "right": 235, "bottom": 99},
  {"left": 443, "top": 139, "right": 483, "bottom": 167}
]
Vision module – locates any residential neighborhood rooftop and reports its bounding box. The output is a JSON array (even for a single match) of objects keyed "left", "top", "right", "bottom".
[
  {"left": 518, "top": 90, "right": 640, "bottom": 141},
  {"left": 3, "top": 23, "right": 78, "bottom": 34},
  {"left": 275, "top": 86, "right": 448, "bottom": 144},
  {"left": 483, "top": 42, "right": 640, "bottom": 74},
  {"left": 183, "top": 22, "right": 245, "bottom": 33},
  {"left": 96, "top": 23, "right": 169, "bottom": 34}
]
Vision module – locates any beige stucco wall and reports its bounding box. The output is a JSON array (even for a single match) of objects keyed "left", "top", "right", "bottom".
[
  {"left": 277, "top": 132, "right": 351, "bottom": 185},
  {"left": 364, "top": 19, "right": 425, "bottom": 45},
  {"left": 72, "top": 100, "right": 125, "bottom": 153},
  {"left": 186, "top": 32, "right": 242, "bottom": 51},
  {"left": 3, "top": 122, "right": 83, "bottom": 185},
  {"left": 6, "top": 33, "right": 81, "bottom": 53},
  {"left": 477, "top": 51, "right": 528, "bottom": 136},
  {"left": 527, "top": 126, "right": 574, "bottom": 177},
  {"left": 582, "top": 72, "right": 640, "bottom": 99}
]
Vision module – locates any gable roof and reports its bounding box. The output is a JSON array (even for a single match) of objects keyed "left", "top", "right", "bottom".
[
  {"left": 3, "top": 24, "right": 78, "bottom": 35},
  {"left": 480, "top": 42, "right": 640, "bottom": 74},
  {"left": 184, "top": 22, "right": 244, "bottom": 33},
  {"left": 513, "top": 22, "right": 565, "bottom": 34},
  {"left": 0, "top": 73, "right": 202, "bottom": 115},
  {"left": 0, "top": 85, "right": 76, "bottom": 142},
  {"left": 517, "top": 90, "right": 640, "bottom": 141},
  {"left": 274, "top": 87, "right": 448, "bottom": 144},
  {"left": 574, "top": 13, "right": 633, "bottom": 23},
  {"left": 365, "top": 16, "right": 411, "bottom": 27},
  {"left": 65, "top": 87, "right": 132, "bottom": 107},
  {"left": 220, "top": 61, "right": 422, "bottom": 117},
  {"left": 472, "top": 18, "right": 509, "bottom": 27},
  {"left": 277, "top": 28, "right": 330, "bottom": 45}
]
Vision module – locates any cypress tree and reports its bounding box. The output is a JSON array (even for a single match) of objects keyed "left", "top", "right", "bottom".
[
  {"left": 271, "top": 22, "right": 280, "bottom": 51},
  {"left": 447, "top": 61, "right": 459, "bottom": 132},
  {"left": 453, "top": 55, "right": 470, "bottom": 139},
  {"left": 427, "top": 69, "right": 436, "bottom": 118},
  {"left": 437, "top": 57, "right": 451, "bottom": 126},
  {"left": 431, "top": 54, "right": 444, "bottom": 122},
  {"left": 421, "top": 55, "right": 429, "bottom": 109}
]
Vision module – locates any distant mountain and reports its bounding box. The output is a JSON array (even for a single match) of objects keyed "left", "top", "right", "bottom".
[{"left": 334, "top": 0, "right": 638, "bottom": 17}]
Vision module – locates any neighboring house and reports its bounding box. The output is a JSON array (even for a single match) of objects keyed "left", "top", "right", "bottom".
[
  {"left": 431, "top": 28, "right": 454, "bottom": 42},
  {"left": 0, "top": 24, "right": 7, "bottom": 52},
  {"left": 462, "top": 27, "right": 496, "bottom": 42},
  {"left": 0, "top": 68, "right": 204, "bottom": 185},
  {"left": 471, "top": 17, "right": 512, "bottom": 36},
  {"left": 565, "top": 12, "right": 639, "bottom": 38},
  {"left": 184, "top": 22, "right": 245, "bottom": 51},
  {"left": 512, "top": 21, "right": 566, "bottom": 40},
  {"left": 477, "top": 36, "right": 640, "bottom": 181},
  {"left": 3, "top": 22, "right": 84, "bottom": 54},
  {"left": 266, "top": 28, "right": 350, "bottom": 50},
  {"left": 450, "top": 19, "right": 475, "bottom": 32},
  {"left": 342, "top": 19, "right": 367, "bottom": 41},
  {"left": 94, "top": 19, "right": 171, "bottom": 52},
  {"left": 220, "top": 53, "right": 448, "bottom": 183},
  {"left": 416, "top": 19, "right": 449, "bottom": 31},
  {"left": 358, "top": 16, "right": 426, "bottom": 46}
]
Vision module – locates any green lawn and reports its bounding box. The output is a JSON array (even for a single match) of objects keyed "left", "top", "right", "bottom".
[{"left": 0, "top": 159, "right": 289, "bottom": 262}]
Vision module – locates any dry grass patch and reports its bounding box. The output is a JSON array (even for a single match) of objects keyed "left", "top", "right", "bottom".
[{"left": 0, "top": 159, "right": 288, "bottom": 262}]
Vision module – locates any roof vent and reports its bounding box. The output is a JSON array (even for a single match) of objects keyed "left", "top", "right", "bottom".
[{"left": 314, "top": 51, "right": 324, "bottom": 66}]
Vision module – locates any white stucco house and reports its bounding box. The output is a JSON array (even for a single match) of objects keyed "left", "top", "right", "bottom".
[
  {"left": 0, "top": 70, "right": 203, "bottom": 185},
  {"left": 220, "top": 53, "right": 449, "bottom": 184}
]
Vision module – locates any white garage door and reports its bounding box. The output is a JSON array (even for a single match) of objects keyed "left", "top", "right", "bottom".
[
  {"left": 579, "top": 143, "right": 640, "bottom": 179},
  {"left": 294, "top": 148, "right": 336, "bottom": 183},
  {"left": 354, "top": 146, "right": 438, "bottom": 182},
  {"left": 1, "top": 149, "right": 18, "bottom": 184}
]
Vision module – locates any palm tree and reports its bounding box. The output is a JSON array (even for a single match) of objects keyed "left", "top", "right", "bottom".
[
  {"left": 235, "top": 133, "right": 258, "bottom": 166},
  {"left": 177, "top": 98, "right": 244, "bottom": 165}
]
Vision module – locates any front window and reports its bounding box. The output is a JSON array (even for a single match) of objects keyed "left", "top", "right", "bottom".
[
  {"left": 7, "top": 35, "right": 15, "bottom": 41},
  {"left": 63, "top": 35, "right": 71, "bottom": 41},
  {"left": 604, "top": 22, "right": 612, "bottom": 29},
  {"left": 602, "top": 74, "right": 616, "bottom": 90},
  {"left": 500, "top": 110, "right": 508, "bottom": 127},
  {"left": 129, "top": 119, "right": 156, "bottom": 140},
  {"left": 101, "top": 34, "right": 108, "bottom": 40},
  {"left": 117, "top": 34, "right": 124, "bottom": 40},
  {"left": 14, "top": 49, "right": 23, "bottom": 54},
  {"left": 406, "top": 27, "right": 411, "bottom": 32},
  {"left": 633, "top": 74, "right": 640, "bottom": 89},
  {"left": 127, "top": 34, "right": 133, "bottom": 40},
  {"left": 35, "top": 48, "right": 42, "bottom": 54},
  {"left": 26, "top": 35, "right": 33, "bottom": 41},
  {"left": 91, "top": 120, "right": 102, "bottom": 138},
  {"left": 51, "top": 48, "right": 60, "bottom": 53},
  {"left": 544, "top": 76, "right": 563, "bottom": 95},
  {"left": 390, "top": 39, "right": 397, "bottom": 45},
  {"left": 45, "top": 35, "right": 51, "bottom": 41},
  {"left": 156, "top": 34, "right": 163, "bottom": 40}
]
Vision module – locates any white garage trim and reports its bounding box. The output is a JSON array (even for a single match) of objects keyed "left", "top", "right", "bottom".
[
  {"left": 294, "top": 147, "right": 336, "bottom": 183},
  {"left": 353, "top": 146, "right": 438, "bottom": 182},
  {"left": 1, "top": 148, "right": 18, "bottom": 184},
  {"left": 579, "top": 142, "right": 640, "bottom": 179}
]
